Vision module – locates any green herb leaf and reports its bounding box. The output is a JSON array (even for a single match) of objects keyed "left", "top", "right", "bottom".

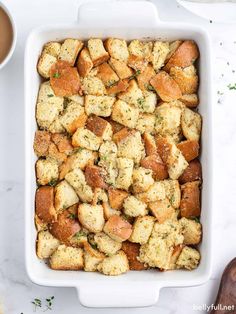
[
  {"left": 53, "top": 71, "right": 60, "bottom": 78},
  {"left": 74, "top": 230, "right": 87, "bottom": 238},
  {"left": 227, "top": 83, "right": 236, "bottom": 90},
  {"left": 47, "top": 94, "right": 54, "bottom": 98},
  {"left": 146, "top": 84, "right": 155, "bottom": 92},
  {"left": 128, "top": 70, "right": 141, "bottom": 81},
  {"left": 48, "top": 179, "right": 58, "bottom": 187},
  {"left": 68, "top": 213, "right": 76, "bottom": 219}
]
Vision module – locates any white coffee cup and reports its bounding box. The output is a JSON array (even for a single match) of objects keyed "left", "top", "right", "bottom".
[{"left": 0, "top": 2, "right": 17, "bottom": 70}]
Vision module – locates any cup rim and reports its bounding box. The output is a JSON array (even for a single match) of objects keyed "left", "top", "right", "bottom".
[{"left": 0, "top": 1, "right": 17, "bottom": 70}]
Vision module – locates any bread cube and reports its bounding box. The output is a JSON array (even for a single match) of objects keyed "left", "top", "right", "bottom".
[
  {"left": 35, "top": 186, "right": 57, "bottom": 223},
  {"left": 143, "top": 132, "right": 157, "bottom": 156},
  {"left": 163, "top": 179, "right": 181, "bottom": 209},
  {"left": 122, "top": 241, "right": 147, "bottom": 270},
  {"left": 85, "top": 95, "right": 115, "bottom": 117},
  {"left": 132, "top": 167, "right": 154, "bottom": 193},
  {"left": 36, "top": 158, "right": 59, "bottom": 186},
  {"left": 118, "top": 80, "right": 143, "bottom": 108},
  {"left": 43, "top": 41, "right": 61, "bottom": 57},
  {"left": 165, "top": 40, "right": 182, "bottom": 64},
  {"left": 94, "top": 232, "right": 122, "bottom": 256},
  {"left": 180, "top": 181, "right": 201, "bottom": 218},
  {"left": 141, "top": 153, "right": 168, "bottom": 180},
  {"left": 177, "top": 140, "right": 199, "bottom": 162},
  {"left": 128, "top": 40, "right": 153, "bottom": 61},
  {"left": 149, "top": 198, "right": 175, "bottom": 223},
  {"left": 48, "top": 142, "right": 67, "bottom": 165},
  {"left": 167, "top": 142, "right": 189, "bottom": 180},
  {"left": 115, "top": 157, "right": 134, "bottom": 190},
  {"left": 152, "top": 41, "right": 170, "bottom": 71},
  {"left": 170, "top": 65, "right": 198, "bottom": 94},
  {"left": 137, "top": 181, "right": 166, "bottom": 203},
  {"left": 72, "top": 127, "right": 102, "bottom": 150},
  {"left": 136, "top": 64, "right": 155, "bottom": 91},
  {"left": 48, "top": 117, "right": 65, "bottom": 134},
  {"left": 65, "top": 168, "right": 94, "bottom": 203},
  {"left": 97, "top": 251, "right": 129, "bottom": 275},
  {"left": 78, "top": 204, "right": 105, "bottom": 233},
  {"left": 109, "top": 58, "right": 133, "bottom": 79},
  {"left": 106, "top": 79, "right": 129, "bottom": 95},
  {"left": 105, "top": 38, "right": 129, "bottom": 62},
  {"left": 36, "top": 230, "right": 60, "bottom": 259},
  {"left": 181, "top": 107, "right": 202, "bottom": 141},
  {"left": 111, "top": 100, "right": 139, "bottom": 129},
  {"left": 129, "top": 216, "right": 155, "bottom": 244},
  {"left": 123, "top": 195, "right": 147, "bottom": 217},
  {"left": 54, "top": 180, "right": 79, "bottom": 211},
  {"left": 86, "top": 115, "right": 112, "bottom": 140},
  {"left": 176, "top": 246, "right": 200, "bottom": 270},
  {"left": 98, "top": 158, "right": 118, "bottom": 187},
  {"left": 58, "top": 39, "right": 83, "bottom": 65},
  {"left": 51, "top": 134, "right": 71, "bottom": 155},
  {"left": 150, "top": 71, "right": 182, "bottom": 102},
  {"left": 102, "top": 201, "right": 121, "bottom": 220},
  {"left": 165, "top": 245, "right": 183, "bottom": 270},
  {"left": 85, "top": 165, "right": 108, "bottom": 189},
  {"left": 179, "top": 94, "right": 199, "bottom": 108},
  {"left": 34, "top": 130, "right": 51, "bottom": 157},
  {"left": 84, "top": 244, "right": 105, "bottom": 272},
  {"left": 50, "top": 245, "right": 84, "bottom": 270},
  {"left": 103, "top": 215, "right": 132, "bottom": 242},
  {"left": 87, "top": 38, "right": 109, "bottom": 66},
  {"left": 99, "top": 140, "right": 117, "bottom": 160},
  {"left": 77, "top": 48, "right": 93, "bottom": 77},
  {"left": 38, "top": 53, "right": 57, "bottom": 78},
  {"left": 179, "top": 217, "right": 202, "bottom": 245},
  {"left": 179, "top": 159, "right": 202, "bottom": 184},
  {"left": 108, "top": 188, "right": 128, "bottom": 210},
  {"left": 136, "top": 109, "right": 155, "bottom": 132},
  {"left": 97, "top": 62, "right": 119, "bottom": 87},
  {"left": 127, "top": 55, "right": 148, "bottom": 72},
  {"left": 82, "top": 76, "right": 106, "bottom": 95}
]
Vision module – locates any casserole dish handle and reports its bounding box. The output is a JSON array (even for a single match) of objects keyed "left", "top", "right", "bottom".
[
  {"left": 77, "top": 1, "right": 159, "bottom": 27},
  {"left": 77, "top": 283, "right": 160, "bottom": 307}
]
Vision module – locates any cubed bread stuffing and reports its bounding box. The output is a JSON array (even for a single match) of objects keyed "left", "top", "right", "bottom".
[
  {"left": 97, "top": 251, "right": 129, "bottom": 275},
  {"left": 36, "top": 230, "right": 60, "bottom": 259},
  {"left": 176, "top": 246, "right": 200, "bottom": 270},
  {"left": 129, "top": 216, "right": 155, "bottom": 244},
  {"left": 123, "top": 195, "right": 147, "bottom": 217},
  {"left": 50, "top": 245, "right": 84, "bottom": 270},
  {"left": 94, "top": 232, "right": 122, "bottom": 256},
  {"left": 58, "top": 39, "right": 83, "bottom": 65}
]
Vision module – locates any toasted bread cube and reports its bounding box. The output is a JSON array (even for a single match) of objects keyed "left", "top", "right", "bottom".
[
  {"left": 86, "top": 115, "right": 112, "bottom": 140},
  {"left": 163, "top": 179, "right": 181, "bottom": 209},
  {"left": 180, "top": 181, "right": 201, "bottom": 218},
  {"left": 156, "top": 136, "right": 173, "bottom": 164},
  {"left": 176, "top": 246, "right": 200, "bottom": 270},
  {"left": 127, "top": 55, "right": 148, "bottom": 72},
  {"left": 128, "top": 40, "right": 153, "bottom": 61},
  {"left": 77, "top": 48, "right": 93, "bottom": 77},
  {"left": 141, "top": 153, "right": 168, "bottom": 181},
  {"left": 51, "top": 133, "right": 73, "bottom": 155},
  {"left": 168, "top": 142, "right": 189, "bottom": 179},
  {"left": 150, "top": 71, "right": 182, "bottom": 102},
  {"left": 107, "top": 188, "right": 128, "bottom": 211},
  {"left": 102, "top": 201, "right": 121, "bottom": 220},
  {"left": 50, "top": 61, "right": 82, "bottom": 97},
  {"left": 111, "top": 100, "right": 139, "bottom": 129},
  {"left": 116, "top": 130, "right": 144, "bottom": 164},
  {"left": 132, "top": 167, "right": 154, "bottom": 193},
  {"left": 78, "top": 204, "right": 105, "bottom": 233},
  {"left": 109, "top": 58, "right": 133, "bottom": 79},
  {"left": 164, "top": 40, "right": 199, "bottom": 72},
  {"left": 97, "top": 251, "right": 129, "bottom": 275},
  {"left": 106, "top": 79, "right": 129, "bottom": 95},
  {"left": 94, "top": 232, "right": 122, "bottom": 256},
  {"left": 129, "top": 216, "right": 155, "bottom": 244},
  {"left": 104, "top": 215, "right": 132, "bottom": 242},
  {"left": 165, "top": 40, "right": 182, "bottom": 63},
  {"left": 179, "top": 94, "right": 199, "bottom": 108},
  {"left": 177, "top": 140, "right": 199, "bottom": 162},
  {"left": 179, "top": 159, "right": 202, "bottom": 184},
  {"left": 35, "top": 214, "right": 48, "bottom": 231},
  {"left": 115, "top": 157, "right": 134, "bottom": 190},
  {"left": 170, "top": 65, "right": 198, "bottom": 94},
  {"left": 137, "top": 181, "right": 166, "bottom": 203},
  {"left": 99, "top": 140, "right": 117, "bottom": 160},
  {"left": 36, "top": 230, "right": 60, "bottom": 259},
  {"left": 122, "top": 241, "right": 147, "bottom": 270},
  {"left": 152, "top": 41, "right": 170, "bottom": 71},
  {"left": 50, "top": 210, "right": 81, "bottom": 243},
  {"left": 165, "top": 244, "right": 183, "bottom": 270},
  {"left": 179, "top": 217, "right": 202, "bottom": 245},
  {"left": 36, "top": 158, "right": 59, "bottom": 186},
  {"left": 136, "top": 65, "right": 156, "bottom": 91},
  {"left": 87, "top": 38, "right": 109, "bottom": 66},
  {"left": 50, "top": 245, "right": 84, "bottom": 270},
  {"left": 181, "top": 108, "right": 202, "bottom": 141},
  {"left": 43, "top": 42, "right": 61, "bottom": 57},
  {"left": 143, "top": 132, "right": 157, "bottom": 156},
  {"left": 65, "top": 168, "right": 94, "bottom": 202},
  {"left": 85, "top": 165, "right": 108, "bottom": 189},
  {"left": 84, "top": 244, "right": 105, "bottom": 272},
  {"left": 98, "top": 158, "right": 118, "bottom": 187},
  {"left": 97, "top": 62, "right": 119, "bottom": 87},
  {"left": 48, "top": 142, "right": 67, "bottom": 165},
  {"left": 118, "top": 80, "right": 143, "bottom": 108},
  {"left": 34, "top": 130, "right": 51, "bottom": 157},
  {"left": 113, "top": 127, "right": 132, "bottom": 144},
  {"left": 105, "top": 38, "right": 129, "bottom": 62},
  {"left": 35, "top": 186, "right": 57, "bottom": 223},
  {"left": 58, "top": 39, "right": 83, "bottom": 65},
  {"left": 123, "top": 195, "right": 147, "bottom": 217},
  {"left": 37, "top": 81, "right": 63, "bottom": 103},
  {"left": 67, "top": 94, "right": 84, "bottom": 106},
  {"left": 149, "top": 198, "right": 175, "bottom": 223},
  {"left": 72, "top": 127, "right": 101, "bottom": 150},
  {"left": 49, "top": 117, "right": 65, "bottom": 134},
  {"left": 92, "top": 188, "right": 108, "bottom": 206},
  {"left": 141, "top": 91, "right": 157, "bottom": 113},
  {"left": 85, "top": 95, "right": 115, "bottom": 117},
  {"left": 54, "top": 180, "right": 79, "bottom": 212},
  {"left": 82, "top": 76, "right": 106, "bottom": 95},
  {"left": 37, "top": 53, "right": 57, "bottom": 78}
]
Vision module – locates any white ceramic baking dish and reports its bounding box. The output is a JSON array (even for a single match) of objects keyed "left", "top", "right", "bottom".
[{"left": 24, "top": 1, "right": 213, "bottom": 308}]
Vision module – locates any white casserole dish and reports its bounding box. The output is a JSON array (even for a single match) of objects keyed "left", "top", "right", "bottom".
[{"left": 24, "top": 1, "right": 213, "bottom": 308}]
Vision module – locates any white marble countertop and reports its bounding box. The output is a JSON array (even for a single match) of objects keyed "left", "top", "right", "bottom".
[{"left": 0, "top": 0, "right": 236, "bottom": 313}]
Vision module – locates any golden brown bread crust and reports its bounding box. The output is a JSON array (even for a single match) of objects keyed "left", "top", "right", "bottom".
[
  {"left": 164, "top": 40, "right": 199, "bottom": 72},
  {"left": 179, "top": 94, "right": 199, "bottom": 108},
  {"left": 65, "top": 112, "right": 87, "bottom": 135},
  {"left": 97, "top": 62, "right": 119, "bottom": 86},
  {"left": 51, "top": 133, "right": 73, "bottom": 154},
  {"left": 104, "top": 215, "right": 132, "bottom": 242},
  {"left": 34, "top": 131, "right": 51, "bottom": 157},
  {"left": 156, "top": 136, "right": 172, "bottom": 164},
  {"left": 50, "top": 210, "right": 81, "bottom": 243},
  {"left": 50, "top": 61, "right": 82, "bottom": 97},
  {"left": 86, "top": 115, "right": 111, "bottom": 138},
  {"left": 127, "top": 55, "right": 148, "bottom": 72},
  {"left": 77, "top": 48, "right": 93, "bottom": 77},
  {"left": 141, "top": 154, "right": 168, "bottom": 180},
  {"left": 136, "top": 64, "right": 155, "bottom": 91},
  {"left": 108, "top": 188, "right": 129, "bottom": 210},
  {"left": 169, "top": 66, "right": 198, "bottom": 95},
  {"left": 122, "top": 241, "right": 147, "bottom": 270},
  {"left": 48, "top": 142, "right": 67, "bottom": 164},
  {"left": 105, "top": 118, "right": 123, "bottom": 134},
  {"left": 179, "top": 159, "right": 202, "bottom": 184},
  {"left": 85, "top": 165, "right": 108, "bottom": 189},
  {"left": 106, "top": 79, "right": 129, "bottom": 95},
  {"left": 149, "top": 199, "right": 175, "bottom": 224},
  {"left": 113, "top": 128, "right": 135, "bottom": 144},
  {"left": 35, "top": 186, "right": 57, "bottom": 224},
  {"left": 177, "top": 140, "right": 200, "bottom": 162},
  {"left": 150, "top": 71, "right": 182, "bottom": 102},
  {"left": 180, "top": 181, "right": 201, "bottom": 218}
]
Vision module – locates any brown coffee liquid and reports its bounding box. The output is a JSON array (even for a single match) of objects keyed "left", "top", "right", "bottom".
[{"left": 0, "top": 7, "right": 13, "bottom": 64}]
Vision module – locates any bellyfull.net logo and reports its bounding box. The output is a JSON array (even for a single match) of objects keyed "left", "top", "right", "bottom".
[{"left": 193, "top": 303, "right": 235, "bottom": 312}]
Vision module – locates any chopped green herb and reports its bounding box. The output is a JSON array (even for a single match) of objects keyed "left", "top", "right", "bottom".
[
  {"left": 191, "top": 217, "right": 200, "bottom": 223},
  {"left": 53, "top": 71, "right": 60, "bottom": 78},
  {"left": 227, "top": 83, "right": 236, "bottom": 90},
  {"left": 107, "top": 80, "right": 117, "bottom": 88},
  {"left": 137, "top": 97, "right": 145, "bottom": 107},
  {"left": 48, "top": 179, "right": 58, "bottom": 187},
  {"left": 146, "top": 84, "right": 155, "bottom": 92},
  {"left": 32, "top": 298, "right": 42, "bottom": 311},
  {"left": 74, "top": 230, "right": 87, "bottom": 238},
  {"left": 169, "top": 195, "right": 175, "bottom": 206},
  {"left": 68, "top": 213, "right": 76, "bottom": 219},
  {"left": 74, "top": 147, "right": 84, "bottom": 153},
  {"left": 45, "top": 296, "right": 54, "bottom": 311},
  {"left": 129, "top": 70, "right": 141, "bottom": 81},
  {"left": 47, "top": 94, "right": 54, "bottom": 98},
  {"left": 90, "top": 242, "right": 98, "bottom": 250}
]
